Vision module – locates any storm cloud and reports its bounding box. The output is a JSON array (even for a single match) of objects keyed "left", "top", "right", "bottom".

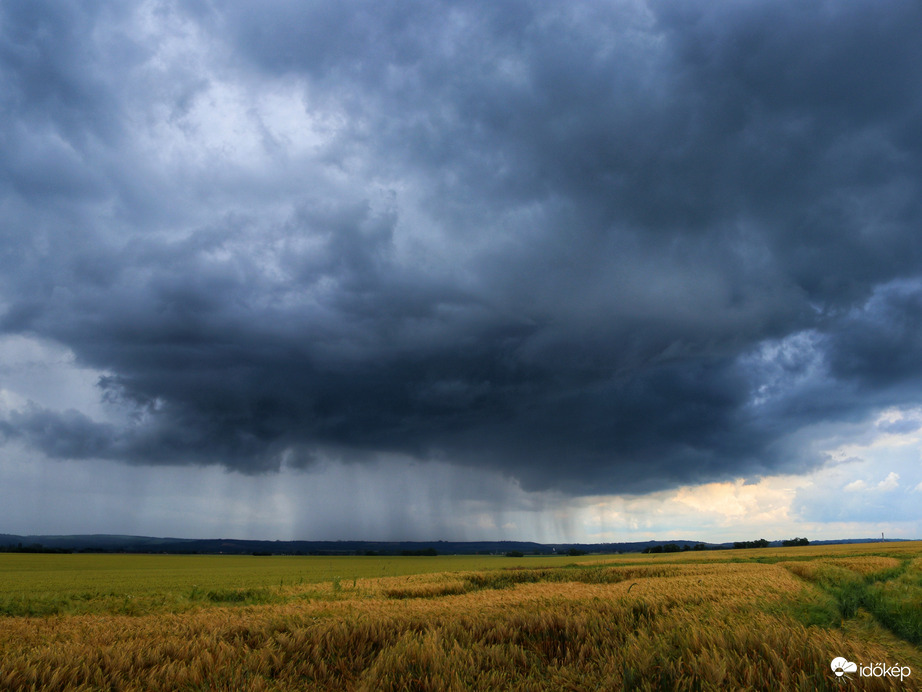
[{"left": 2, "top": 0, "right": 922, "bottom": 495}]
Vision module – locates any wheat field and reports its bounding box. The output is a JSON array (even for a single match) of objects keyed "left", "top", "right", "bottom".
[{"left": 1, "top": 543, "right": 921, "bottom": 690}]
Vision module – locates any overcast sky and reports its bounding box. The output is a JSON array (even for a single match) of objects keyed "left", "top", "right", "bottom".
[{"left": 2, "top": 0, "right": 922, "bottom": 543}]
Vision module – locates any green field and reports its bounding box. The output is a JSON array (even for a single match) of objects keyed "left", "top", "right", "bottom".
[
  {"left": 0, "top": 552, "right": 603, "bottom": 616},
  {"left": 2, "top": 543, "right": 921, "bottom": 690}
]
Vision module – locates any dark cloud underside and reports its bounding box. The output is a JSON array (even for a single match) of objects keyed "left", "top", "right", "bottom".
[{"left": 2, "top": 0, "right": 922, "bottom": 493}]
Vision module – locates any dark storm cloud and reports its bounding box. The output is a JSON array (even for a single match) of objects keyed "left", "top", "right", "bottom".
[{"left": 2, "top": 1, "right": 922, "bottom": 493}]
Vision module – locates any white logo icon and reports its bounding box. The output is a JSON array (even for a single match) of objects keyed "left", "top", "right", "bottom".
[{"left": 831, "top": 657, "right": 858, "bottom": 677}]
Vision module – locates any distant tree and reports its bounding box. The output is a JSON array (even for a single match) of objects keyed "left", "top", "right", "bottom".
[
  {"left": 0, "top": 543, "right": 72, "bottom": 554},
  {"left": 505, "top": 550, "right": 524, "bottom": 558},
  {"left": 692, "top": 543, "right": 706, "bottom": 551},
  {"left": 782, "top": 537, "right": 809, "bottom": 547},
  {"left": 568, "top": 548, "right": 587, "bottom": 556},
  {"left": 733, "top": 539, "right": 770, "bottom": 549},
  {"left": 663, "top": 543, "right": 680, "bottom": 553}
]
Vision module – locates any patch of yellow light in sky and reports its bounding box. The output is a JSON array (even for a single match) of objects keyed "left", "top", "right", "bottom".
[
  {"left": 575, "top": 473, "right": 812, "bottom": 541},
  {"left": 671, "top": 476, "right": 807, "bottom": 524}
]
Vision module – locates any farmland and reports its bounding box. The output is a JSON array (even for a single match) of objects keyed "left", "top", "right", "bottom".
[{"left": 1, "top": 543, "right": 921, "bottom": 690}]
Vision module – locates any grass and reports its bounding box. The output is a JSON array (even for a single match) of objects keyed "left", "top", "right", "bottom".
[
  {"left": 1, "top": 543, "right": 921, "bottom": 690},
  {"left": 0, "top": 552, "right": 601, "bottom": 617},
  {"left": 781, "top": 555, "right": 922, "bottom": 645}
]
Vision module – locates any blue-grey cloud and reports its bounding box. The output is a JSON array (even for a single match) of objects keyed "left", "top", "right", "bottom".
[{"left": 2, "top": 0, "right": 922, "bottom": 494}]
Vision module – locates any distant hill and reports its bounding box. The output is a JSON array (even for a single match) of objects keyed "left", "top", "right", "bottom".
[{"left": 0, "top": 534, "right": 911, "bottom": 556}]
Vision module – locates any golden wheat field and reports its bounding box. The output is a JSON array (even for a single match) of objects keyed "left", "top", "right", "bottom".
[{"left": 1, "top": 543, "right": 921, "bottom": 691}]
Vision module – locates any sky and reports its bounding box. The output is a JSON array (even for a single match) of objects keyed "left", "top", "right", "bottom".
[{"left": 2, "top": 0, "right": 922, "bottom": 544}]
